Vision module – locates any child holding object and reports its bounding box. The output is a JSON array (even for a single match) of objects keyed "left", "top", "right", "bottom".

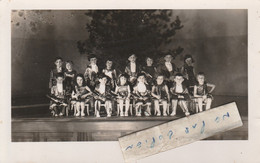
[
  {"left": 151, "top": 75, "right": 170, "bottom": 116},
  {"left": 49, "top": 73, "right": 68, "bottom": 117},
  {"left": 71, "top": 74, "right": 92, "bottom": 117},
  {"left": 133, "top": 73, "right": 152, "bottom": 117},
  {"left": 94, "top": 73, "right": 113, "bottom": 117},
  {"left": 114, "top": 73, "right": 131, "bottom": 117},
  {"left": 193, "top": 72, "right": 215, "bottom": 112},
  {"left": 170, "top": 73, "right": 190, "bottom": 116}
]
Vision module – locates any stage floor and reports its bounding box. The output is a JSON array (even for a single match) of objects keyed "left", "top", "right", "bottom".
[{"left": 11, "top": 95, "right": 248, "bottom": 141}]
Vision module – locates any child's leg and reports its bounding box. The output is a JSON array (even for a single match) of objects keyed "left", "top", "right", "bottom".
[
  {"left": 154, "top": 100, "right": 160, "bottom": 116},
  {"left": 105, "top": 100, "right": 112, "bottom": 117},
  {"left": 179, "top": 100, "right": 190, "bottom": 116},
  {"left": 197, "top": 98, "right": 203, "bottom": 112},
  {"left": 171, "top": 99, "right": 178, "bottom": 116},
  {"left": 95, "top": 100, "right": 101, "bottom": 117},
  {"left": 119, "top": 99, "right": 124, "bottom": 116},
  {"left": 125, "top": 99, "right": 130, "bottom": 116},
  {"left": 80, "top": 102, "right": 85, "bottom": 116},
  {"left": 60, "top": 105, "right": 66, "bottom": 116},
  {"left": 162, "top": 100, "right": 168, "bottom": 116},
  {"left": 145, "top": 102, "right": 152, "bottom": 116},
  {"left": 205, "top": 98, "right": 212, "bottom": 110},
  {"left": 76, "top": 102, "right": 81, "bottom": 116},
  {"left": 135, "top": 102, "right": 143, "bottom": 116}
]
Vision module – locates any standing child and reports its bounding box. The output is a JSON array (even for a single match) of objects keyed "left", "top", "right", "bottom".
[
  {"left": 94, "top": 73, "right": 113, "bottom": 117},
  {"left": 114, "top": 73, "right": 131, "bottom": 117},
  {"left": 102, "top": 59, "right": 117, "bottom": 90},
  {"left": 133, "top": 73, "right": 152, "bottom": 116},
  {"left": 151, "top": 75, "right": 170, "bottom": 116},
  {"left": 49, "top": 73, "right": 67, "bottom": 117},
  {"left": 84, "top": 55, "right": 99, "bottom": 90},
  {"left": 71, "top": 74, "right": 92, "bottom": 117},
  {"left": 193, "top": 72, "right": 215, "bottom": 112},
  {"left": 158, "top": 54, "right": 176, "bottom": 87},
  {"left": 125, "top": 54, "right": 141, "bottom": 86},
  {"left": 49, "top": 57, "right": 65, "bottom": 89},
  {"left": 181, "top": 54, "right": 196, "bottom": 92},
  {"left": 170, "top": 73, "right": 190, "bottom": 116},
  {"left": 64, "top": 61, "right": 77, "bottom": 114},
  {"left": 141, "top": 57, "right": 157, "bottom": 86}
]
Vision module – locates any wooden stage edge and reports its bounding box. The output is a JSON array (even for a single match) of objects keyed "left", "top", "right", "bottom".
[{"left": 12, "top": 116, "right": 248, "bottom": 142}]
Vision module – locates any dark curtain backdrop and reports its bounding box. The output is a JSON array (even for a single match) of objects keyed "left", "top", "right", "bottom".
[{"left": 11, "top": 10, "right": 247, "bottom": 97}]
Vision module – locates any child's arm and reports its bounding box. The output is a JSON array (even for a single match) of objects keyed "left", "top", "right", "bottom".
[
  {"left": 127, "top": 85, "right": 131, "bottom": 99},
  {"left": 151, "top": 86, "right": 160, "bottom": 99},
  {"left": 81, "top": 86, "right": 93, "bottom": 99},
  {"left": 207, "top": 83, "right": 216, "bottom": 94},
  {"left": 165, "top": 85, "right": 170, "bottom": 102},
  {"left": 49, "top": 70, "right": 54, "bottom": 89}
]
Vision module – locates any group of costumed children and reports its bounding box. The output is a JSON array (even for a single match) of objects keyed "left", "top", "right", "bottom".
[{"left": 48, "top": 53, "right": 215, "bottom": 117}]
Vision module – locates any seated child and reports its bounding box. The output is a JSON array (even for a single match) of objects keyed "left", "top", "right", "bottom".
[
  {"left": 170, "top": 73, "right": 190, "bottom": 116},
  {"left": 133, "top": 73, "right": 152, "bottom": 116},
  {"left": 114, "top": 73, "right": 131, "bottom": 117},
  {"left": 84, "top": 55, "right": 99, "bottom": 90},
  {"left": 193, "top": 72, "right": 216, "bottom": 112},
  {"left": 125, "top": 54, "right": 141, "bottom": 86},
  {"left": 49, "top": 73, "right": 68, "bottom": 117},
  {"left": 151, "top": 75, "right": 170, "bottom": 116},
  {"left": 71, "top": 74, "right": 92, "bottom": 117},
  {"left": 102, "top": 59, "right": 117, "bottom": 90},
  {"left": 49, "top": 57, "right": 65, "bottom": 89},
  {"left": 94, "top": 73, "right": 113, "bottom": 117},
  {"left": 141, "top": 57, "right": 157, "bottom": 86}
]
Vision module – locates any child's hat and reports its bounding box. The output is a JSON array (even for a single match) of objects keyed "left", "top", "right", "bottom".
[
  {"left": 98, "top": 73, "right": 109, "bottom": 79},
  {"left": 88, "top": 53, "right": 97, "bottom": 60}
]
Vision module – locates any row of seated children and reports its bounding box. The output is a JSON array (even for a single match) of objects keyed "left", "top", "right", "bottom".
[{"left": 48, "top": 64, "right": 215, "bottom": 117}]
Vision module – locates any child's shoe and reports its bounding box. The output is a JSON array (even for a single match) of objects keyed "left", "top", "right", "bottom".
[
  {"left": 55, "top": 114, "right": 58, "bottom": 117},
  {"left": 137, "top": 112, "right": 141, "bottom": 117},
  {"left": 120, "top": 112, "right": 124, "bottom": 117},
  {"left": 144, "top": 111, "right": 150, "bottom": 116},
  {"left": 96, "top": 111, "right": 100, "bottom": 117},
  {"left": 125, "top": 112, "right": 128, "bottom": 117},
  {"left": 59, "top": 113, "right": 63, "bottom": 116},
  {"left": 76, "top": 113, "right": 80, "bottom": 117},
  {"left": 81, "top": 113, "right": 85, "bottom": 117},
  {"left": 170, "top": 112, "right": 176, "bottom": 116},
  {"left": 163, "top": 113, "right": 167, "bottom": 116},
  {"left": 185, "top": 112, "right": 190, "bottom": 116},
  {"left": 107, "top": 113, "right": 111, "bottom": 117}
]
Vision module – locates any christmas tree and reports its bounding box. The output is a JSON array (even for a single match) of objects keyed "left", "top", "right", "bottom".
[{"left": 77, "top": 10, "right": 184, "bottom": 72}]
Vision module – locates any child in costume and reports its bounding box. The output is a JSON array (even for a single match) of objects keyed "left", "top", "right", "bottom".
[
  {"left": 71, "top": 74, "right": 92, "bottom": 117},
  {"left": 133, "top": 73, "right": 152, "bottom": 116},
  {"left": 49, "top": 73, "right": 67, "bottom": 117},
  {"left": 181, "top": 54, "right": 196, "bottom": 93},
  {"left": 94, "top": 73, "right": 113, "bottom": 117},
  {"left": 141, "top": 57, "right": 157, "bottom": 86},
  {"left": 125, "top": 54, "right": 141, "bottom": 86},
  {"left": 114, "top": 73, "right": 131, "bottom": 116},
  {"left": 193, "top": 72, "right": 215, "bottom": 112},
  {"left": 151, "top": 75, "right": 170, "bottom": 116},
  {"left": 49, "top": 57, "right": 65, "bottom": 89},
  {"left": 102, "top": 59, "right": 117, "bottom": 90},
  {"left": 84, "top": 55, "right": 99, "bottom": 90},
  {"left": 169, "top": 73, "right": 190, "bottom": 116}
]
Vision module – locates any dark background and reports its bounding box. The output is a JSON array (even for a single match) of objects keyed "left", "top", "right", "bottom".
[{"left": 11, "top": 10, "right": 247, "bottom": 100}]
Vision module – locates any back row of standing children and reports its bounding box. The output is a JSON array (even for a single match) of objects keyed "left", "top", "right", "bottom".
[{"left": 48, "top": 53, "right": 215, "bottom": 117}]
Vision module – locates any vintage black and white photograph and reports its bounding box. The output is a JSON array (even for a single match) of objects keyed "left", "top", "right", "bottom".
[{"left": 11, "top": 9, "right": 248, "bottom": 142}]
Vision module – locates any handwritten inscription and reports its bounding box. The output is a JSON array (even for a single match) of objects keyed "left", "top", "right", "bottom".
[
  {"left": 118, "top": 102, "right": 243, "bottom": 163},
  {"left": 125, "top": 112, "right": 230, "bottom": 151}
]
